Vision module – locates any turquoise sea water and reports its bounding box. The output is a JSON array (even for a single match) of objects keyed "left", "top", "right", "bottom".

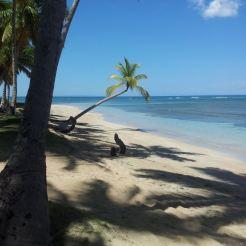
[{"left": 20, "top": 96, "right": 246, "bottom": 161}]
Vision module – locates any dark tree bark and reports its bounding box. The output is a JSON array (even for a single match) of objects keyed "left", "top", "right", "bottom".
[
  {"left": 10, "top": 0, "right": 17, "bottom": 115},
  {"left": 0, "top": 0, "right": 66, "bottom": 245},
  {"left": 0, "top": 82, "right": 7, "bottom": 109}
]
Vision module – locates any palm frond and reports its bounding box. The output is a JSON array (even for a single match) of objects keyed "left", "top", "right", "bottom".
[
  {"left": 127, "top": 77, "right": 137, "bottom": 89},
  {"left": 106, "top": 83, "right": 125, "bottom": 96},
  {"left": 118, "top": 62, "right": 128, "bottom": 77},
  {"left": 130, "top": 63, "right": 140, "bottom": 76},
  {"left": 1, "top": 22, "right": 11, "bottom": 42},
  {"left": 135, "top": 86, "right": 150, "bottom": 101},
  {"left": 124, "top": 57, "right": 131, "bottom": 74},
  {"left": 18, "top": 46, "right": 34, "bottom": 69},
  {"left": 0, "top": 8, "right": 11, "bottom": 22},
  {"left": 135, "top": 74, "right": 148, "bottom": 80},
  {"left": 109, "top": 74, "right": 126, "bottom": 83}
]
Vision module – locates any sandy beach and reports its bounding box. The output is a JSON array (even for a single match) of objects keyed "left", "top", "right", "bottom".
[{"left": 44, "top": 105, "right": 246, "bottom": 245}]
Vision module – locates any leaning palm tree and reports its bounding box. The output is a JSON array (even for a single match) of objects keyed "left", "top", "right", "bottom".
[{"left": 58, "top": 58, "right": 150, "bottom": 133}]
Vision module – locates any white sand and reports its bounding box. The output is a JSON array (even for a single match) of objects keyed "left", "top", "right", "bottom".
[{"left": 46, "top": 105, "right": 246, "bottom": 245}]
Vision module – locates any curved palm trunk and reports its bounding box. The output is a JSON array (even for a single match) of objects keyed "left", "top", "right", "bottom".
[
  {"left": 0, "top": 1, "right": 66, "bottom": 245},
  {"left": 10, "top": 0, "right": 17, "bottom": 115},
  {"left": 58, "top": 88, "right": 128, "bottom": 133},
  {"left": 75, "top": 88, "right": 128, "bottom": 120},
  {"left": 61, "top": 0, "right": 80, "bottom": 48},
  {"left": 0, "top": 82, "right": 7, "bottom": 110}
]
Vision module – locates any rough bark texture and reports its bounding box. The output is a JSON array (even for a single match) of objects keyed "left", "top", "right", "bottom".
[
  {"left": 0, "top": 0, "right": 66, "bottom": 245},
  {"left": 11, "top": 0, "right": 17, "bottom": 114},
  {"left": 0, "top": 82, "right": 7, "bottom": 108}
]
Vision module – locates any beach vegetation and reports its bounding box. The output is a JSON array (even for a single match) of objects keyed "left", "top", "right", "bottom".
[{"left": 0, "top": 0, "right": 39, "bottom": 113}]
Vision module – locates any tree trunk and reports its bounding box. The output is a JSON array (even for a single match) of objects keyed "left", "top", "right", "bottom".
[
  {"left": 0, "top": 82, "right": 7, "bottom": 109},
  {"left": 57, "top": 88, "right": 128, "bottom": 133},
  {"left": 0, "top": 1, "right": 66, "bottom": 245},
  {"left": 61, "top": 0, "right": 80, "bottom": 49},
  {"left": 10, "top": 0, "right": 17, "bottom": 115},
  {"left": 7, "top": 84, "right": 10, "bottom": 106},
  {"left": 74, "top": 88, "right": 128, "bottom": 120}
]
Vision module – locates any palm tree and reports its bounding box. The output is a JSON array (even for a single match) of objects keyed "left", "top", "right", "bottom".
[
  {"left": 0, "top": 0, "right": 80, "bottom": 244},
  {"left": 10, "top": 0, "right": 17, "bottom": 114},
  {"left": 0, "top": 40, "right": 34, "bottom": 109},
  {"left": 58, "top": 58, "right": 150, "bottom": 133},
  {"left": 0, "top": 0, "right": 40, "bottom": 114}
]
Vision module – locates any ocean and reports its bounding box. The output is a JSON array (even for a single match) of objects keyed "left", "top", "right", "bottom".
[{"left": 20, "top": 95, "right": 246, "bottom": 161}]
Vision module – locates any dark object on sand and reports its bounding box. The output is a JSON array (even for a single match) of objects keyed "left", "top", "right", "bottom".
[
  {"left": 110, "top": 133, "right": 126, "bottom": 156},
  {"left": 110, "top": 146, "right": 119, "bottom": 156},
  {"left": 57, "top": 116, "right": 77, "bottom": 133},
  {"left": 114, "top": 133, "right": 126, "bottom": 154}
]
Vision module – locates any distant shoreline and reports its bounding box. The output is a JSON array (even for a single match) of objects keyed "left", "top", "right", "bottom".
[
  {"left": 51, "top": 96, "right": 246, "bottom": 163},
  {"left": 52, "top": 104, "right": 245, "bottom": 164}
]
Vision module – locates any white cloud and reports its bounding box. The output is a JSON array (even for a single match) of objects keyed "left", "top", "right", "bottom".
[{"left": 190, "top": 0, "right": 241, "bottom": 18}]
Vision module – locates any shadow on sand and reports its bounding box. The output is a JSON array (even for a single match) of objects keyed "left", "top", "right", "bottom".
[
  {"left": 49, "top": 166, "right": 246, "bottom": 245},
  {"left": 1, "top": 113, "right": 246, "bottom": 245},
  {"left": 47, "top": 114, "right": 201, "bottom": 171}
]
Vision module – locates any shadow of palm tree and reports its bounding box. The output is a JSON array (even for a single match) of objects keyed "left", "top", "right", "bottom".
[
  {"left": 135, "top": 168, "right": 246, "bottom": 198},
  {"left": 49, "top": 169, "right": 246, "bottom": 246},
  {"left": 49, "top": 183, "right": 105, "bottom": 246},
  {"left": 46, "top": 115, "right": 202, "bottom": 170}
]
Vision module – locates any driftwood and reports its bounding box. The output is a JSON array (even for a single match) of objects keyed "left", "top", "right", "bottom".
[
  {"left": 110, "top": 146, "right": 120, "bottom": 156},
  {"left": 114, "top": 133, "right": 126, "bottom": 154},
  {"left": 110, "top": 133, "right": 126, "bottom": 156}
]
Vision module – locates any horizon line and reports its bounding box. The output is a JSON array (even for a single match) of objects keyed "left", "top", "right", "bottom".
[{"left": 17, "top": 94, "right": 246, "bottom": 98}]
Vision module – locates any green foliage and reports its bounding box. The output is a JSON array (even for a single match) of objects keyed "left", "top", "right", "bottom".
[
  {"left": 106, "top": 82, "right": 124, "bottom": 96},
  {"left": 0, "top": 0, "right": 39, "bottom": 85},
  {"left": 0, "top": 0, "right": 40, "bottom": 44},
  {"left": 0, "top": 113, "right": 20, "bottom": 162},
  {"left": 106, "top": 58, "right": 150, "bottom": 101}
]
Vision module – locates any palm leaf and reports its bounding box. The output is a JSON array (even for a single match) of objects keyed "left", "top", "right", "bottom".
[
  {"left": 129, "top": 63, "right": 140, "bottom": 76},
  {"left": 109, "top": 74, "right": 126, "bottom": 83},
  {"left": 135, "top": 74, "right": 148, "bottom": 80},
  {"left": 106, "top": 83, "right": 124, "bottom": 96},
  {"left": 124, "top": 57, "right": 131, "bottom": 75},
  {"left": 135, "top": 86, "right": 150, "bottom": 101},
  {"left": 0, "top": 8, "right": 11, "bottom": 20},
  {"left": 127, "top": 77, "right": 138, "bottom": 89},
  {"left": 1, "top": 22, "right": 12, "bottom": 42},
  {"left": 118, "top": 62, "right": 128, "bottom": 77}
]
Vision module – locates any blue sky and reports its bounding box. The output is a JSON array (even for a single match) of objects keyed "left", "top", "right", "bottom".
[{"left": 18, "top": 0, "right": 246, "bottom": 96}]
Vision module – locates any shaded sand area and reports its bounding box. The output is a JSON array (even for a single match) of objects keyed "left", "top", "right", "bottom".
[{"left": 1, "top": 105, "right": 246, "bottom": 245}]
